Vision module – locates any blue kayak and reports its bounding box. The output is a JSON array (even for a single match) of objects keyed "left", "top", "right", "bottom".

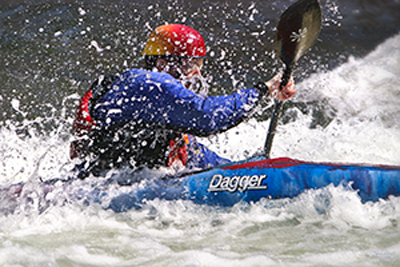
[
  {"left": 107, "top": 157, "right": 400, "bottom": 212},
  {"left": 2, "top": 157, "right": 400, "bottom": 213}
]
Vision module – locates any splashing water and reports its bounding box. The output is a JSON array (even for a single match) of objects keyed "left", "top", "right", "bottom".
[
  {"left": 1, "top": 0, "right": 400, "bottom": 266},
  {"left": 180, "top": 74, "right": 210, "bottom": 97},
  {"left": 1, "top": 31, "right": 399, "bottom": 266},
  {"left": 200, "top": 33, "right": 400, "bottom": 165}
]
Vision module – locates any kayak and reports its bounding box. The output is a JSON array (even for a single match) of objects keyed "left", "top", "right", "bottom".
[
  {"left": 106, "top": 157, "right": 400, "bottom": 212},
  {"left": 2, "top": 156, "right": 399, "bottom": 214}
]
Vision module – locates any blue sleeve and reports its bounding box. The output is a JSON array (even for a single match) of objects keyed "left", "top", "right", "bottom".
[{"left": 92, "top": 69, "right": 261, "bottom": 136}]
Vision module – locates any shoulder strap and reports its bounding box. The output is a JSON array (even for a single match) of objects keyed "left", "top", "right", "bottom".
[{"left": 88, "top": 74, "right": 119, "bottom": 117}]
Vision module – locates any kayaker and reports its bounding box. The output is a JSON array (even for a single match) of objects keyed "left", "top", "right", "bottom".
[{"left": 70, "top": 24, "right": 296, "bottom": 177}]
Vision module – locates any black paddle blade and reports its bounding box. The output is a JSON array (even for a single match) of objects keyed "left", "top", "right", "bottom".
[
  {"left": 274, "top": 0, "right": 322, "bottom": 67},
  {"left": 264, "top": 0, "right": 322, "bottom": 158}
]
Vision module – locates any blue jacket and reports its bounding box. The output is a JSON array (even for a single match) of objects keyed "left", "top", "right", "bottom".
[{"left": 91, "top": 69, "right": 261, "bottom": 168}]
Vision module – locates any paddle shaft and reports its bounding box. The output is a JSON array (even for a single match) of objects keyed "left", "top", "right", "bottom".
[
  {"left": 263, "top": 0, "right": 321, "bottom": 158},
  {"left": 264, "top": 66, "right": 292, "bottom": 158}
]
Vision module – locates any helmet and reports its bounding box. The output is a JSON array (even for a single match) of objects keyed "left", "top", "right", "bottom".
[{"left": 142, "top": 24, "right": 206, "bottom": 57}]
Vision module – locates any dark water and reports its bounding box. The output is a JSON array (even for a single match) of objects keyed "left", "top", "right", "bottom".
[{"left": 1, "top": 0, "right": 400, "bottom": 130}]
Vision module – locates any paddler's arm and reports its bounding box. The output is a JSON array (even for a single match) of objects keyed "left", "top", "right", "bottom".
[
  {"left": 91, "top": 70, "right": 295, "bottom": 137},
  {"left": 160, "top": 74, "right": 296, "bottom": 137}
]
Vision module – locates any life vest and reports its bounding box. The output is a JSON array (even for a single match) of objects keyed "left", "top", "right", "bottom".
[
  {"left": 73, "top": 89, "right": 94, "bottom": 136},
  {"left": 70, "top": 89, "right": 94, "bottom": 159},
  {"left": 167, "top": 134, "right": 189, "bottom": 167},
  {"left": 70, "top": 75, "right": 118, "bottom": 159},
  {"left": 70, "top": 75, "right": 189, "bottom": 168}
]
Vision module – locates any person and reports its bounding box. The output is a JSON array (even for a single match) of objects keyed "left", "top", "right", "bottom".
[{"left": 70, "top": 24, "right": 296, "bottom": 178}]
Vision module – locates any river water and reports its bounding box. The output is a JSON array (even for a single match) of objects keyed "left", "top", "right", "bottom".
[{"left": 1, "top": 0, "right": 400, "bottom": 266}]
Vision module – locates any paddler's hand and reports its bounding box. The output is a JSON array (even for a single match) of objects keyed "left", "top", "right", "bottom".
[{"left": 266, "top": 73, "right": 296, "bottom": 100}]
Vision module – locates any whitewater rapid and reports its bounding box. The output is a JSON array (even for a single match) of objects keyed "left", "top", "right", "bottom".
[
  {"left": 202, "top": 32, "right": 400, "bottom": 166},
  {"left": 0, "top": 31, "right": 400, "bottom": 267}
]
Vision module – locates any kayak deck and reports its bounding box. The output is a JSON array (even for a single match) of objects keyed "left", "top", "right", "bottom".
[{"left": 107, "top": 157, "right": 400, "bottom": 212}]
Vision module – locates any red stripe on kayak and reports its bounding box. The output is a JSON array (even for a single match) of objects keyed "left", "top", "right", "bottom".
[
  {"left": 222, "top": 157, "right": 305, "bottom": 170},
  {"left": 222, "top": 157, "right": 400, "bottom": 171}
]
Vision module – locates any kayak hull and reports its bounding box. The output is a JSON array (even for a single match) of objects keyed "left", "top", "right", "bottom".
[{"left": 108, "top": 157, "right": 400, "bottom": 212}]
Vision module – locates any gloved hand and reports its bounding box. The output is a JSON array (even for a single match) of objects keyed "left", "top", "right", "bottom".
[{"left": 256, "top": 73, "right": 296, "bottom": 100}]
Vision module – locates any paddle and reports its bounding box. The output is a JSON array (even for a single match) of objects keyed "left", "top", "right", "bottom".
[{"left": 264, "top": 0, "right": 322, "bottom": 158}]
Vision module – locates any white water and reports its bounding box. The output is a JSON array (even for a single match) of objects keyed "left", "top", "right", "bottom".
[
  {"left": 1, "top": 33, "right": 400, "bottom": 266},
  {"left": 205, "top": 32, "right": 400, "bottom": 166}
]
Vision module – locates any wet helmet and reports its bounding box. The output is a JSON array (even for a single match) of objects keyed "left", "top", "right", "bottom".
[{"left": 142, "top": 24, "right": 206, "bottom": 57}]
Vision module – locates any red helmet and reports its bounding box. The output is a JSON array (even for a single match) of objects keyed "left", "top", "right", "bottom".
[{"left": 142, "top": 24, "right": 206, "bottom": 57}]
